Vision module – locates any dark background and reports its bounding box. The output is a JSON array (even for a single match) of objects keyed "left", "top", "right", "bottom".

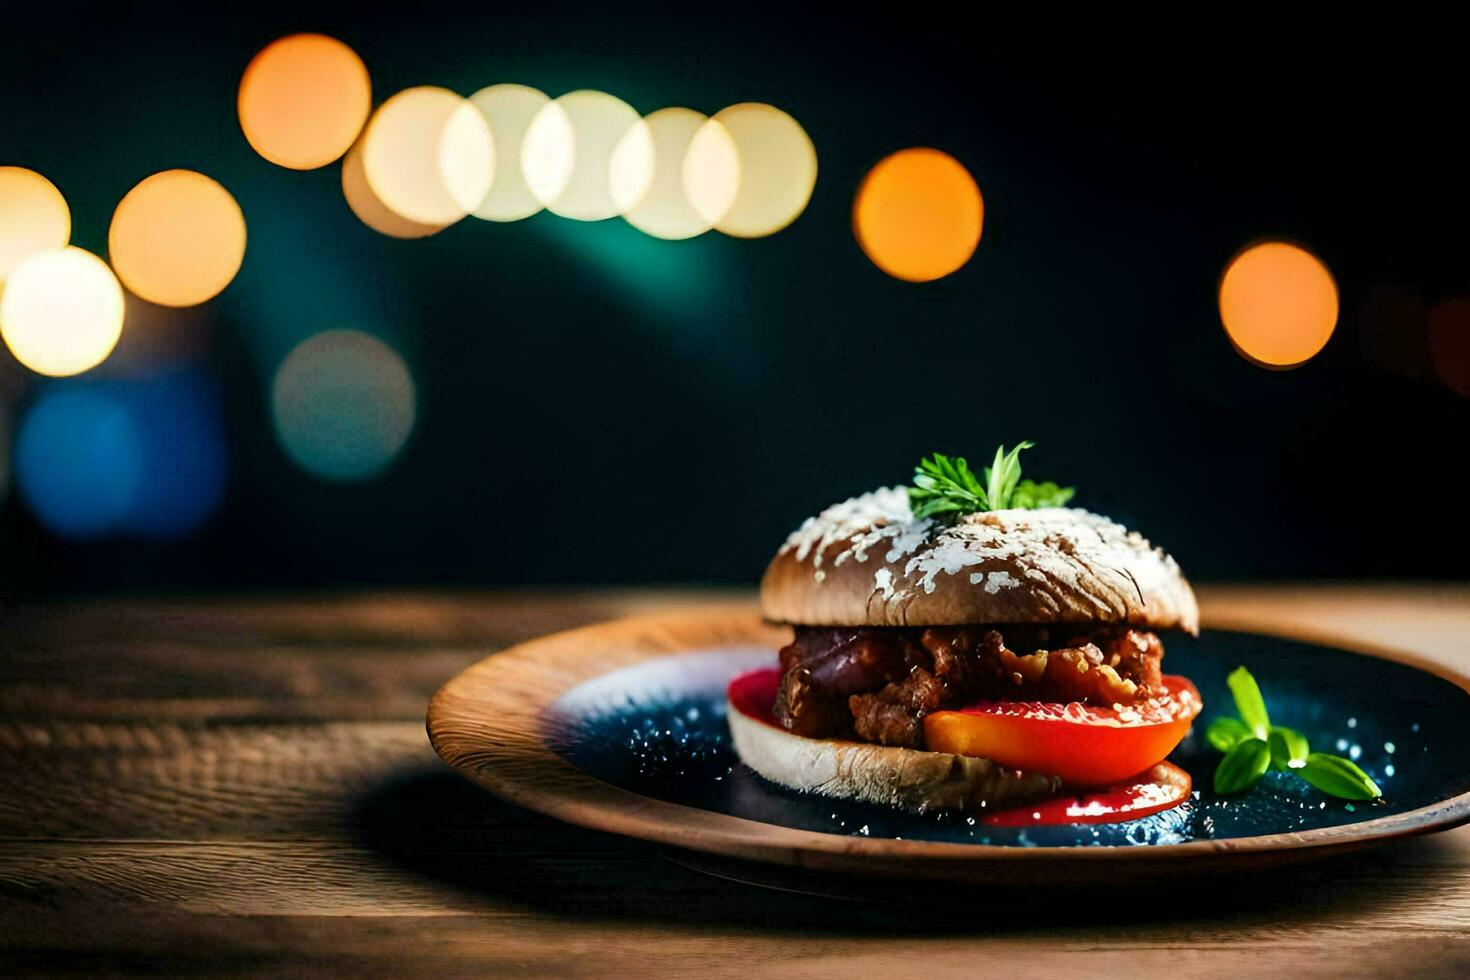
[{"left": 2, "top": 6, "right": 1468, "bottom": 592}]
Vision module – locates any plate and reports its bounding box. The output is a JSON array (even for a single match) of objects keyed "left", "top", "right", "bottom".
[{"left": 427, "top": 609, "right": 1470, "bottom": 883}]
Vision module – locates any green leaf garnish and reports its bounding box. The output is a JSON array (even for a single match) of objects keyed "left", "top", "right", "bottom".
[
  {"left": 909, "top": 453, "right": 989, "bottom": 519},
  {"left": 1208, "top": 665, "right": 1384, "bottom": 801},
  {"left": 1300, "top": 753, "right": 1383, "bottom": 801},
  {"left": 908, "top": 442, "right": 1073, "bottom": 520},
  {"left": 1227, "top": 666, "right": 1270, "bottom": 738},
  {"left": 1214, "top": 737, "right": 1271, "bottom": 794},
  {"left": 1206, "top": 716, "right": 1252, "bottom": 753},
  {"left": 983, "top": 443, "right": 1026, "bottom": 515},
  {"left": 1010, "top": 480, "right": 1075, "bottom": 509},
  {"left": 1268, "top": 727, "right": 1310, "bottom": 771}
]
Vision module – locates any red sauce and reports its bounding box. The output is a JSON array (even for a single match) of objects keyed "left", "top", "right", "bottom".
[
  {"left": 728, "top": 666, "right": 1194, "bottom": 826},
  {"left": 981, "top": 762, "right": 1192, "bottom": 826}
]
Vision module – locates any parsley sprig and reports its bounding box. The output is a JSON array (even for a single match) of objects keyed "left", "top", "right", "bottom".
[
  {"left": 908, "top": 442, "right": 1074, "bottom": 520},
  {"left": 1208, "top": 666, "right": 1382, "bottom": 800}
]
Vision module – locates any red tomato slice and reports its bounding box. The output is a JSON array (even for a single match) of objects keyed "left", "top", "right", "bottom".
[
  {"left": 983, "top": 762, "right": 1193, "bottom": 826},
  {"left": 924, "top": 675, "right": 1202, "bottom": 786},
  {"left": 728, "top": 666, "right": 782, "bottom": 726}
]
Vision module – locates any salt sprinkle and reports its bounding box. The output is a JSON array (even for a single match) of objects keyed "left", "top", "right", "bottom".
[{"left": 779, "top": 487, "right": 1187, "bottom": 610}]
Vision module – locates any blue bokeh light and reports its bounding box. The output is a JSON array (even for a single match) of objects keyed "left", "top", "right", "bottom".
[
  {"left": 118, "top": 372, "right": 229, "bottom": 538},
  {"left": 14, "top": 371, "right": 228, "bottom": 540},
  {"left": 15, "top": 388, "right": 145, "bottom": 539}
]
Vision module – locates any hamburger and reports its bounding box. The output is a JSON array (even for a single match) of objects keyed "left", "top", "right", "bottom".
[{"left": 728, "top": 443, "right": 1202, "bottom": 820}]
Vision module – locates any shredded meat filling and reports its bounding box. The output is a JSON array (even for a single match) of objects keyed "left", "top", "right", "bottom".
[{"left": 775, "top": 624, "right": 1165, "bottom": 749}]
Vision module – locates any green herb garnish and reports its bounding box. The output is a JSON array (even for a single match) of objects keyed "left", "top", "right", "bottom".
[
  {"left": 1299, "top": 753, "right": 1384, "bottom": 801},
  {"left": 908, "top": 442, "right": 1074, "bottom": 520},
  {"left": 1206, "top": 716, "right": 1251, "bottom": 753},
  {"left": 1208, "top": 665, "right": 1382, "bottom": 801},
  {"left": 1268, "top": 727, "right": 1310, "bottom": 771},
  {"left": 1226, "top": 665, "right": 1270, "bottom": 738},
  {"left": 1214, "top": 737, "right": 1271, "bottom": 794}
]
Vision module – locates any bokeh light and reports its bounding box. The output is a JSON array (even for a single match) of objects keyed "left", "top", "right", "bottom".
[
  {"left": 520, "top": 100, "right": 574, "bottom": 211},
  {"left": 109, "top": 170, "right": 247, "bottom": 307},
  {"left": 523, "top": 90, "right": 650, "bottom": 221},
  {"left": 341, "top": 138, "right": 448, "bottom": 238},
  {"left": 1427, "top": 297, "right": 1470, "bottom": 398},
  {"left": 15, "top": 386, "right": 143, "bottom": 538},
  {"left": 272, "top": 330, "right": 416, "bottom": 481},
  {"left": 0, "top": 166, "right": 71, "bottom": 283},
  {"left": 13, "top": 372, "right": 227, "bottom": 539},
  {"left": 1218, "top": 241, "right": 1338, "bottom": 369},
  {"left": 681, "top": 119, "right": 740, "bottom": 230},
  {"left": 238, "top": 33, "right": 371, "bottom": 170},
  {"left": 115, "top": 371, "right": 229, "bottom": 537},
  {"left": 470, "top": 84, "right": 551, "bottom": 222},
  {"left": 612, "top": 107, "right": 716, "bottom": 240},
  {"left": 1, "top": 246, "right": 125, "bottom": 377},
  {"left": 853, "top": 147, "right": 982, "bottom": 282},
  {"left": 688, "top": 103, "right": 816, "bottom": 238},
  {"left": 362, "top": 86, "right": 494, "bottom": 226}
]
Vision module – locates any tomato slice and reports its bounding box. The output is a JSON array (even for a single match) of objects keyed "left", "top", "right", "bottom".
[
  {"left": 924, "top": 675, "right": 1202, "bottom": 786},
  {"left": 983, "top": 762, "right": 1193, "bottom": 826},
  {"left": 728, "top": 666, "right": 783, "bottom": 727}
]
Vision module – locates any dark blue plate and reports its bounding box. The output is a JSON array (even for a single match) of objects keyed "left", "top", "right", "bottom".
[{"left": 547, "top": 630, "right": 1470, "bottom": 848}]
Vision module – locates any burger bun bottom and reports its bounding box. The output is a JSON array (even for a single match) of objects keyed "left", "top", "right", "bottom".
[{"left": 727, "top": 697, "right": 1062, "bottom": 814}]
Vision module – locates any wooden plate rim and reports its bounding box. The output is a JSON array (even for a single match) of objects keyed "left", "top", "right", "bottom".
[{"left": 426, "top": 606, "right": 1470, "bottom": 874}]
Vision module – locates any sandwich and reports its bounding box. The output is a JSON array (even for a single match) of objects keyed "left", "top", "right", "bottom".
[{"left": 728, "top": 443, "right": 1202, "bottom": 822}]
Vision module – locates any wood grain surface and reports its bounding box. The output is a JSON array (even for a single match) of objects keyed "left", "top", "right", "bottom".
[{"left": 2, "top": 585, "right": 1468, "bottom": 976}]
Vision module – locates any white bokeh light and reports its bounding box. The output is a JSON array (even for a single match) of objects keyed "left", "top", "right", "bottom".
[
  {"left": 522, "top": 90, "right": 651, "bottom": 221},
  {"left": 682, "top": 118, "right": 740, "bottom": 228},
  {"left": 363, "top": 87, "right": 494, "bottom": 225},
  {"left": 613, "top": 107, "right": 721, "bottom": 240},
  {"left": 693, "top": 103, "right": 816, "bottom": 238},
  {"left": 0, "top": 246, "right": 125, "bottom": 377},
  {"left": 341, "top": 138, "right": 449, "bottom": 239},
  {"left": 470, "top": 83, "right": 553, "bottom": 222}
]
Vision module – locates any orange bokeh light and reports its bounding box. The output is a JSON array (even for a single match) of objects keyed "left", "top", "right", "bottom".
[
  {"left": 0, "top": 166, "right": 71, "bottom": 284},
  {"left": 109, "top": 170, "right": 247, "bottom": 307},
  {"left": 853, "top": 148, "right": 983, "bottom": 282},
  {"left": 238, "top": 33, "right": 371, "bottom": 170},
  {"left": 1428, "top": 298, "right": 1470, "bottom": 398},
  {"left": 1218, "top": 241, "right": 1338, "bottom": 369}
]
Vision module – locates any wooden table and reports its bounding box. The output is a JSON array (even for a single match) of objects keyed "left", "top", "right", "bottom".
[{"left": 2, "top": 586, "right": 1467, "bottom": 976}]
